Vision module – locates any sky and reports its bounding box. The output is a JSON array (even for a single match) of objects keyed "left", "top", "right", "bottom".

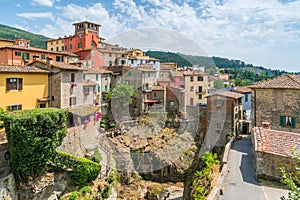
[{"left": 0, "top": 0, "right": 299, "bottom": 72}]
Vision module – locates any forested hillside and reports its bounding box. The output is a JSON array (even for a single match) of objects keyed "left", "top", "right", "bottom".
[{"left": 0, "top": 24, "right": 50, "bottom": 49}]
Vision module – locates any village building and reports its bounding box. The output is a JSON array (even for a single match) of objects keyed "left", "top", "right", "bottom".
[
  {"left": 0, "top": 38, "right": 79, "bottom": 66},
  {"left": 249, "top": 74, "right": 300, "bottom": 133},
  {"left": 0, "top": 65, "right": 49, "bottom": 110},
  {"left": 206, "top": 91, "right": 244, "bottom": 147},
  {"left": 183, "top": 71, "right": 209, "bottom": 106}
]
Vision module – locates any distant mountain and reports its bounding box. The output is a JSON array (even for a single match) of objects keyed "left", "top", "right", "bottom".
[{"left": 0, "top": 24, "right": 51, "bottom": 49}]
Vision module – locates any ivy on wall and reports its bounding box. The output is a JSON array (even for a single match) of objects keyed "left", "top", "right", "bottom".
[{"left": 3, "top": 108, "right": 68, "bottom": 179}]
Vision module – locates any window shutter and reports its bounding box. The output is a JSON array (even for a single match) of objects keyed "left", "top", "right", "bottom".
[
  {"left": 291, "top": 117, "right": 296, "bottom": 128},
  {"left": 18, "top": 105, "right": 22, "bottom": 110},
  {"left": 18, "top": 78, "right": 23, "bottom": 90},
  {"left": 280, "top": 116, "right": 285, "bottom": 127},
  {"left": 6, "top": 79, "right": 10, "bottom": 91}
]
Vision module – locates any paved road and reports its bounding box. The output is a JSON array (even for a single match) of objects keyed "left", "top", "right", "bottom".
[{"left": 222, "top": 135, "right": 288, "bottom": 200}]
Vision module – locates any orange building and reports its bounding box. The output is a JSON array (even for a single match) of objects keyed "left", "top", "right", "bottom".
[
  {"left": 0, "top": 39, "right": 79, "bottom": 66},
  {"left": 47, "top": 21, "right": 101, "bottom": 53}
]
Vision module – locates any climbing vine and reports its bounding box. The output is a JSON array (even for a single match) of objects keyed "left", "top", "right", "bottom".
[
  {"left": 3, "top": 108, "right": 68, "bottom": 179},
  {"left": 192, "top": 152, "right": 220, "bottom": 200}
]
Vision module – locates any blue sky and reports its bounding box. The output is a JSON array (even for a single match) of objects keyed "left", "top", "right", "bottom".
[{"left": 0, "top": 0, "right": 299, "bottom": 72}]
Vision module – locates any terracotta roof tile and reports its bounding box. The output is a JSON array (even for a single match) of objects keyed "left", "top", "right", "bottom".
[
  {"left": 207, "top": 90, "right": 244, "bottom": 99},
  {"left": 253, "top": 127, "right": 300, "bottom": 157},
  {"left": 249, "top": 74, "right": 300, "bottom": 89},
  {"left": 234, "top": 86, "right": 251, "bottom": 93},
  {"left": 0, "top": 65, "right": 49, "bottom": 73}
]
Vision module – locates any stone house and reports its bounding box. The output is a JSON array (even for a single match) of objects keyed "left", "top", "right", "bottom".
[
  {"left": 166, "top": 86, "right": 185, "bottom": 113},
  {"left": 206, "top": 91, "right": 244, "bottom": 146},
  {"left": 232, "top": 86, "right": 252, "bottom": 120},
  {"left": 253, "top": 127, "right": 300, "bottom": 180},
  {"left": 99, "top": 43, "right": 128, "bottom": 66},
  {"left": 249, "top": 74, "right": 300, "bottom": 133},
  {"left": 143, "top": 85, "right": 166, "bottom": 112}
]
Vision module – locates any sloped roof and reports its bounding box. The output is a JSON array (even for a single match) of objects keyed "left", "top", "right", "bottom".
[
  {"left": 206, "top": 90, "right": 244, "bottom": 99},
  {"left": 253, "top": 127, "right": 300, "bottom": 157},
  {"left": 84, "top": 67, "right": 112, "bottom": 74},
  {"left": 249, "top": 74, "right": 300, "bottom": 89},
  {"left": 0, "top": 65, "right": 49, "bottom": 73},
  {"left": 28, "top": 60, "right": 86, "bottom": 71},
  {"left": 234, "top": 86, "right": 251, "bottom": 93}
]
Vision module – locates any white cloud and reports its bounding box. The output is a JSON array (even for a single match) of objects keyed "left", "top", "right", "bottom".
[
  {"left": 15, "top": 3, "right": 21, "bottom": 8},
  {"left": 31, "top": 0, "right": 56, "bottom": 7},
  {"left": 17, "top": 12, "right": 54, "bottom": 21},
  {"left": 21, "top": 0, "right": 300, "bottom": 71}
]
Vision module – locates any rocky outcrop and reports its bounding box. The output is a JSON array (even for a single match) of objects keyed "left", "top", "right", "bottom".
[
  {"left": 0, "top": 173, "right": 16, "bottom": 200},
  {"left": 17, "top": 172, "right": 72, "bottom": 200}
]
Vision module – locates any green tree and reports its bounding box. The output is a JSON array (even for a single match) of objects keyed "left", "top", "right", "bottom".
[
  {"left": 213, "top": 80, "right": 224, "bottom": 89},
  {"left": 111, "top": 83, "right": 136, "bottom": 105},
  {"left": 281, "top": 151, "right": 300, "bottom": 200}
]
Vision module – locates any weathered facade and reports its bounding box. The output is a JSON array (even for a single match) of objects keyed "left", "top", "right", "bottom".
[
  {"left": 253, "top": 127, "right": 300, "bottom": 180},
  {"left": 206, "top": 91, "right": 244, "bottom": 146},
  {"left": 250, "top": 74, "right": 300, "bottom": 133}
]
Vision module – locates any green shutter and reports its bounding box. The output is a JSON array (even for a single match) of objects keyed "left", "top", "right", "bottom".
[
  {"left": 280, "top": 116, "right": 285, "bottom": 127},
  {"left": 96, "top": 74, "right": 99, "bottom": 81},
  {"left": 98, "top": 86, "right": 100, "bottom": 93},
  {"left": 291, "top": 117, "right": 296, "bottom": 128}
]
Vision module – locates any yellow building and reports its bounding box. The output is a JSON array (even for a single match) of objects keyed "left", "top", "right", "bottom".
[
  {"left": 0, "top": 38, "right": 14, "bottom": 48},
  {"left": 0, "top": 65, "right": 49, "bottom": 111},
  {"left": 47, "top": 38, "right": 65, "bottom": 52}
]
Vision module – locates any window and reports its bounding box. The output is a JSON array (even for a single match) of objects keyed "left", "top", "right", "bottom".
[
  {"left": 70, "top": 44, "right": 73, "bottom": 50},
  {"left": 70, "top": 97, "right": 76, "bottom": 106},
  {"left": 98, "top": 86, "right": 101, "bottom": 93},
  {"left": 180, "top": 77, "right": 184, "bottom": 81},
  {"left": 91, "top": 51, "right": 94, "bottom": 57},
  {"left": 109, "top": 61, "right": 112, "bottom": 66},
  {"left": 71, "top": 73, "right": 75, "bottom": 82},
  {"left": 197, "top": 76, "right": 203, "bottom": 81},
  {"left": 39, "top": 103, "right": 46, "bottom": 108},
  {"left": 127, "top": 71, "right": 132, "bottom": 76},
  {"left": 91, "top": 43, "right": 95, "bottom": 48},
  {"left": 78, "top": 42, "right": 82, "bottom": 48},
  {"left": 62, "top": 46, "right": 64, "bottom": 51},
  {"left": 280, "top": 116, "right": 296, "bottom": 128},
  {"left": 22, "top": 52, "right": 30, "bottom": 60},
  {"left": 190, "top": 98, "right": 194, "bottom": 106},
  {"left": 109, "top": 53, "right": 112, "bottom": 57},
  {"left": 190, "top": 86, "right": 194, "bottom": 92},
  {"left": 154, "top": 93, "right": 157, "bottom": 97},
  {"left": 96, "top": 74, "right": 99, "bottom": 81},
  {"left": 6, "top": 78, "right": 23, "bottom": 91},
  {"left": 51, "top": 48, "right": 53, "bottom": 51},
  {"left": 170, "top": 101, "right": 175, "bottom": 106},
  {"left": 105, "top": 85, "right": 108, "bottom": 91},
  {"left": 198, "top": 86, "right": 202, "bottom": 92},
  {"left": 41, "top": 54, "right": 46, "bottom": 60},
  {"left": 84, "top": 87, "right": 90, "bottom": 95},
  {"left": 199, "top": 94, "right": 202, "bottom": 99},
  {"left": 83, "top": 74, "right": 86, "bottom": 80},
  {"left": 245, "top": 94, "right": 249, "bottom": 102},
  {"left": 7, "top": 104, "right": 22, "bottom": 111},
  {"left": 56, "top": 47, "right": 59, "bottom": 52},
  {"left": 15, "top": 51, "right": 21, "bottom": 56},
  {"left": 92, "top": 61, "right": 95, "bottom": 66},
  {"left": 56, "top": 56, "right": 61, "bottom": 62},
  {"left": 56, "top": 41, "right": 59, "bottom": 44},
  {"left": 190, "top": 76, "right": 194, "bottom": 82},
  {"left": 65, "top": 45, "right": 68, "bottom": 51}
]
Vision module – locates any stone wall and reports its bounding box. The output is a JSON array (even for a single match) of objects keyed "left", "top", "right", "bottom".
[
  {"left": 0, "top": 141, "right": 11, "bottom": 179},
  {"left": 252, "top": 88, "right": 300, "bottom": 133},
  {"left": 254, "top": 151, "right": 298, "bottom": 180}
]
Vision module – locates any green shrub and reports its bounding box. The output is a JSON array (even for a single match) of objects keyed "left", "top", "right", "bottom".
[
  {"left": 91, "top": 148, "right": 102, "bottom": 163},
  {"left": 69, "top": 191, "right": 79, "bottom": 200},
  {"left": 80, "top": 186, "right": 93, "bottom": 196},
  {"left": 3, "top": 108, "right": 67, "bottom": 179},
  {"left": 53, "top": 151, "right": 101, "bottom": 187}
]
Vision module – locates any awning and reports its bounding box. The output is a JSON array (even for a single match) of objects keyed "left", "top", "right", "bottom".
[
  {"left": 68, "top": 104, "right": 98, "bottom": 117},
  {"left": 37, "top": 98, "right": 49, "bottom": 102}
]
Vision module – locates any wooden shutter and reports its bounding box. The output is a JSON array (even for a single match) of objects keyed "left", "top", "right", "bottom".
[
  {"left": 18, "top": 78, "right": 23, "bottom": 90},
  {"left": 18, "top": 105, "right": 22, "bottom": 110},
  {"left": 6, "top": 78, "right": 10, "bottom": 91},
  {"left": 291, "top": 117, "right": 296, "bottom": 128},
  {"left": 280, "top": 116, "right": 285, "bottom": 127}
]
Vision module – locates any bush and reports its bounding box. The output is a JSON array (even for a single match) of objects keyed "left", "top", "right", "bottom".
[
  {"left": 3, "top": 108, "right": 67, "bottom": 179},
  {"left": 53, "top": 151, "right": 101, "bottom": 187},
  {"left": 91, "top": 148, "right": 102, "bottom": 163},
  {"left": 69, "top": 191, "right": 79, "bottom": 200}
]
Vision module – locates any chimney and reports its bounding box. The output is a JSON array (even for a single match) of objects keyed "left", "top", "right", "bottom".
[{"left": 46, "top": 57, "right": 53, "bottom": 70}]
